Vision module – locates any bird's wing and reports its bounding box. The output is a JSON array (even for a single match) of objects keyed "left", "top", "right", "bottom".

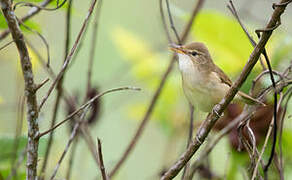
[
  {"left": 213, "top": 64, "right": 265, "bottom": 106},
  {"left": 213, "top": 65, "right": 233, "bottom": 86}
]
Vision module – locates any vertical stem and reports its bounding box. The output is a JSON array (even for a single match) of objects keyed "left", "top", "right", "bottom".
[
  {"left": 1, "top": 1, "right": 39, "bottom": 180},
  {"left": 39, "top": 0, "right": 73, "bottom": 178}
]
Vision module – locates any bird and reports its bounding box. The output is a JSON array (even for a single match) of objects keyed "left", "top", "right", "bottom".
[{"left": 169, "top": 42, "right": 264, "bottom": 113}]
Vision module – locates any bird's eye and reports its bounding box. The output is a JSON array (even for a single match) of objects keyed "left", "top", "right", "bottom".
[{"left": 191, "top": 51, "right": 198, "bottom": 56}]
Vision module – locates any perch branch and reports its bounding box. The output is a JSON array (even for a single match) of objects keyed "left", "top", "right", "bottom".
[
  {"left": 161, "top": 0, "right": 291, "bottom": 179},
  {"left": 108, "top": 0, "right": 205, "bottom": 177}
]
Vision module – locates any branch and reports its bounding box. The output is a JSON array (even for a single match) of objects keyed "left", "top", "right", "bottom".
[
  {"left": 38, "top": 0, "right": 98, "bottom": 110},
  {"left": 161, "top": 0, "right": 291, "bottom": 179},
  {"left": 181, "top": 105, "right": 194, "bottom": 180},
  {"left": 39, "top": 0, "right": 73, "bottom": 178},
  {"left": 0, "top": 0, "right": 39, "bottom": 179},
  {"left": 97, "top": 138, "right": 109, "bottom": 180},
  {"left": 186, "top": 108, "right": 253, "bottom": 180},
  {"left": 251, "top": 94, "right": 284, "bottom": 180},
  {"left": 49, "top": 106, "right": 90, "bottom": 180},
  {"left": 87, "top": 0, "right": 102, "bottom": 92},
  {"left": 0, "top": 0, "right": 53, "bottom": 41},
  {"left": 37, "top": 86, "right": 141, "bottom": 138},
  {"left": 108, "top": 0, "right": 206, "bottom": 177}
]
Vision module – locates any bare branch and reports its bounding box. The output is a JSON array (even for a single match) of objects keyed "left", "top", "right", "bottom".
[
  {"left": 227, "top": 0, "right": 267, "bottom": 70},
  {"left": 34, "top": 78, "right": 49, "bottom": 91},
  {"left": 13, "top": 0, "right": 67, "bottom": 11},
  {"left": 38, "top": 0, "right": 73, "bottom": 178},
  {"left": 161, "top": 0, "right": 291, "bottom": 179},
  {"left": 37, "top": 86, "right": 141, "bottom": 138},
  {"left": 87, "top": 0, "right": 103, "bottom": 92},
  {"left": 0, "top": 40, "right": 14, "bottom": 51},
  {"left": 17, "top": 17, "right": 51, "bottom": 66},
  {"left": 49, "top": 106, "right": 90, "bottom": 180},
  {"left": 159, "top": 0, "right": 172, "bottom": 43},
  {"left": 251, "top": 94, "right": 284, "bottom": 180},
  {"left": 165, "top": 0, "right": 181, "bottom": 44},
  {"left": 109, "top": 0, "right": 205, "bottom": 177},
  {"left": 38, "top": 0, "right": 98, "bottom": 110},
  {"left": 0, "top": 0, "right": 53, "bottom": 41},
  {"left": 181, "top": 105, "right": 194, "bottom": 180},
  {"left": 0, "top": 0, "right": 40, "bottom": 179},
  {"left": 65, "top": 138, "right": 78, "bottom": 180},
  {"left": 97, "top": 138, "right": 109, "bottom": 180}
]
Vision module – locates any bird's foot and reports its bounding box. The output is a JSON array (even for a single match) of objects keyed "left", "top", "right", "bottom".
[{"left": 212, "top": 104, "right": 223, "bottom": 118}]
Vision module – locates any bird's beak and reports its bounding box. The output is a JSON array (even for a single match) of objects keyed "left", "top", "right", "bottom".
[{"left": 169, "top": 43, "right": 187, "bottom": 54}]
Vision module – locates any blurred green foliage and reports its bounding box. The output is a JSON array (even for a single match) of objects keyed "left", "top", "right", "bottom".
[
  {"left": 111, "top": 9, "right": 292, "bottom": 179},
  {"left": 0, "top": 136, "right": 47, "bottom": 179},
  {"left": 1, "top": 1, "right": 292, "bottom": 179}
]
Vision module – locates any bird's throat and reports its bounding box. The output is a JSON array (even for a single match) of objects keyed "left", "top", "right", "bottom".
[{"left": 178, "top": 54, "right": 205, "bottom": 85}]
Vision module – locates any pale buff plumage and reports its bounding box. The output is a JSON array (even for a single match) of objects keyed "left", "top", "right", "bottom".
[{"left": 170, "top": 42, "right": 264, "bottom": 112}]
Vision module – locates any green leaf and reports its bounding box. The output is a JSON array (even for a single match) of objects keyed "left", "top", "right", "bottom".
[
  {"left": 0, "top": 135, "right": 48, "bottom": 164},
  {"left": 0, "top": 14, "right": 8, "bottom": 29}
]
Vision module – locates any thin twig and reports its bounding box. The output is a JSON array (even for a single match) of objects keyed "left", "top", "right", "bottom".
[
  {"left": 38, "top": 0, "right": 98, "bottom": 110},
  {"left": 0, "top": 0, "right": 53, "bottom": 41},
  {"left": 38, "top": 0, "right": 73, "bottom": 178},
  {"left": 35, "top": 78, "right": 49, "bottom": 91},
  {"left": 0, "top": 40, "right": 14, "bottom": 51},
  {"left": 13, "top": 0, "right": 67, "bottom": 11},
  {"left": 165, "top": 0, "right": 181, "bottom": 44},
  {"left": 80, "top": 124, "right": 100, "bottom": 167},
  {"left": 49, "top": 106, "right": 90, "bottom": 180},
  {"left": 186, "top": 108, "right": 253, "bottom": 180},
  {"left": 181, "top": 105, "right": 194, "bottom": 180},
  {"left": 1, "top": 1, "right": 40, "bottom": 179},
  {"left": 257, "top": 38, "right": 278, "bottom": 175},
  {"left": 108, "top": 0, "right": 206, "bottom": 177},
  {"left": 251, "top": 94, "right": 283, "bottom": 180},
  {"left": 25, "top": 39, "right": 56, "bottom": 78},
  {"left": 65, "top": 137, "right": 78, "bottom": 180},
  {"left": 279, "top": 87, "right": 292, "bottom": 177},
  {"left": 37, "top": 86, "right": 141, "bottom": 138},
  {"left": 87, "top": 0, "right": 103, "bottom": 92},
  {"left": 16, "top": 17, "right": 51, "bottom": 66},
  {"left": 161, "top": 1, "right": 290, "bottom": 179},
  {"left": 159, "top": 0, "right": 172, "bottom": 43},
  {"left": 97, "top": 138, "right": 109, "bottom": 180},
  {"left": 227, "top": 0, "right": 267, "bottom": 70}
]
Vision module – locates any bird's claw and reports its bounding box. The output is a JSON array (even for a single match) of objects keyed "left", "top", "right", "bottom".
[{"left": 212, "top": 104, "right": 223, "bottom": 118}]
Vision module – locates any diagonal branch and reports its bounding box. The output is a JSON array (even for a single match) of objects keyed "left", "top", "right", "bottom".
[
  {"left": 161, "top": 0, "right": 291, "bottom": 179},
  {"left": 37, "top": 86, "right": 141, "bottom": 138},
  {"left": 38, "top": 0, "right": 98, "bottom": 110},
  {"left": 108, "top": 0, "right": 206, "bottom": 177}
]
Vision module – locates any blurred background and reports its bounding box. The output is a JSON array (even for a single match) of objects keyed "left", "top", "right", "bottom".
[{"left": 1, "top": 0, "right": 292, "bottom": 179}]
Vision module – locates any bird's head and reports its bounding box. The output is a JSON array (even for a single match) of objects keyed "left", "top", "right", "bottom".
[{"left": 169, "top": 42, "right": 213, "bottom": 72}]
